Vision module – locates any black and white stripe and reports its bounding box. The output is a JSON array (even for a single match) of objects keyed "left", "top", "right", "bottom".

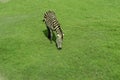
[{"left": 44, "top": 11, "right": 60, "bottom": 29}]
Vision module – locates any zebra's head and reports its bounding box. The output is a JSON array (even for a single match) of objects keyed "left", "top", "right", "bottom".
[{"left": 56, "top": 34, "right": 64, "bottom": 49}]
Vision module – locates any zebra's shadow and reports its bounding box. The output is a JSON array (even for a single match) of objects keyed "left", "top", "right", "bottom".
[{"left": 43, "top": 29, "right": 56, "bottom": 43}]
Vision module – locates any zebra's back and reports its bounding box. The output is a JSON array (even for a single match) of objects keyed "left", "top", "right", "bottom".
[{"left": 44, "top": 10, "right": 60, "bottom": 31}]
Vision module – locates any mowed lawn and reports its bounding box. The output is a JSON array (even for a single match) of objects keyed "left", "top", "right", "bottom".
[{"left": 0, "top": 0, "right": 120, "bottom": 80}]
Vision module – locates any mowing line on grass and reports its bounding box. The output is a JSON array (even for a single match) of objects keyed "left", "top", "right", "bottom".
[{"left": 0, "top": 0, "right": 10, "bottom": 3}]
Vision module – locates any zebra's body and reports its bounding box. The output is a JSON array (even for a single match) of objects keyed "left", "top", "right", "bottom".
[{"left": 43, "top": 10, "right": 64, "bottom": 49}]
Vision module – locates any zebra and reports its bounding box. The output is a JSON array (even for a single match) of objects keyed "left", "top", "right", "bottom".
[{"left": 43, "top": 10, "right": 64, "bottom": 49}]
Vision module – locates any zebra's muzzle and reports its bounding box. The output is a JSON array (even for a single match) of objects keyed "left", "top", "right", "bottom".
[
  {"left": 58, "top": 47, "right": 62, "bottom": 50},
  {"left": 57, "top": 45, "right": 62, "bottom": 49}
]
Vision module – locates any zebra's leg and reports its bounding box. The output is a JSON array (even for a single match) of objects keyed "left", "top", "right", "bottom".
[
  {"left": 49, "top": 29, "right": 53, "bottom": 42},
  {"left": 47, "top": 26, "right": 51, "bottom": 39},
  {"left": 47, "top": 26, "right": 53, "bottom": 42}
]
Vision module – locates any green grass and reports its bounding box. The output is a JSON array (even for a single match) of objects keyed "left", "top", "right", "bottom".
[{"left": 0, "top": 0, "right": 120, "bottom": 80}]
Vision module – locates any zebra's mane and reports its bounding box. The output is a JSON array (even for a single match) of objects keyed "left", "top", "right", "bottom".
[{"left": 57, "top": 26, "right": 63, "bottom": 39}]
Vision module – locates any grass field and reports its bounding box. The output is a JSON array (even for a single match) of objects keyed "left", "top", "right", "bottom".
[{"left": 0, "top": 0, "right": 120, "bottom": 80}]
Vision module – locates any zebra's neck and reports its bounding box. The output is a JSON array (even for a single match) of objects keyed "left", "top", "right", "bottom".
[{"left": 56, "top": 27, "right": 63, "bottom": 39}]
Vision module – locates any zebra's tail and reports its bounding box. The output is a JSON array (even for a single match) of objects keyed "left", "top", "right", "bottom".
[{"left": 43, "top": 19, "right": 45, "bottom": 22}]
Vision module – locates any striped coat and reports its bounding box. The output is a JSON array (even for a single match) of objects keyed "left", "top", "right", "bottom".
[
  {"left": 43, "top": 10, "right": 63, "bottom": 39},
  {"left": 43, "top": 10, "right": 64, "bottom": 49}
]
